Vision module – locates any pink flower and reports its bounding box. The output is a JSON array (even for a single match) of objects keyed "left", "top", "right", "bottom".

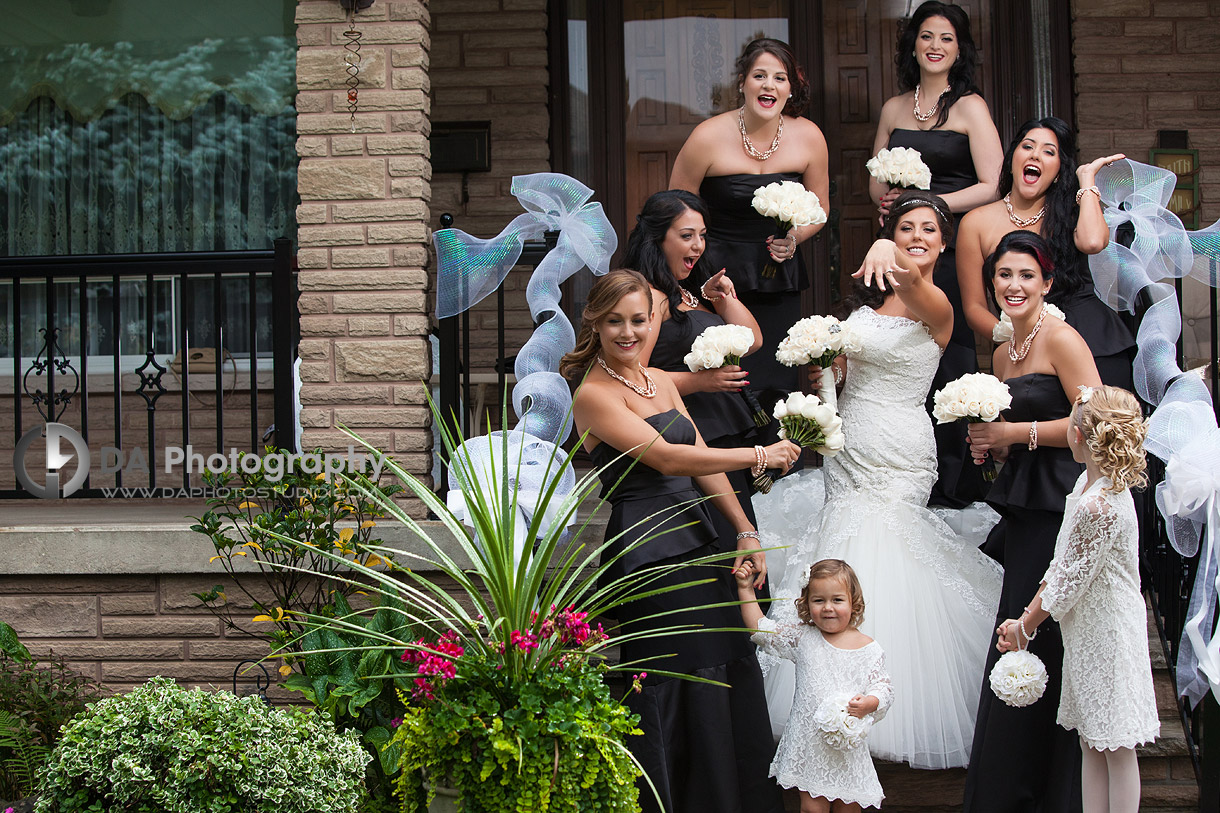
[{"left": 510, "top": 629, "right": 539, "bottom": 652}]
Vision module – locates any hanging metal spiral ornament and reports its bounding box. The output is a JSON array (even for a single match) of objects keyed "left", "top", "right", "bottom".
[{"left": 342, "top": 8, "right": 362, "bottom": 132}]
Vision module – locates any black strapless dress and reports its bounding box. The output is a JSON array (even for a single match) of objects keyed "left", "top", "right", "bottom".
[
  {"left": 593, "top": 410, "right": 783, "bottom": 813},
  {"left": 887, "top": 128, "right": 988, "bottom": 507},
  {"left": 963, "top": 374, "right": 1084, "bottom": 813},
  {"left": 699, "top": 172, "right": 808, "bottom": 401},
  {"left": 652, "top": 309, "right": 760, "bottom": 553},
  {"left": 1051, "top": 286, "right": 1136, "bottom": 391}
]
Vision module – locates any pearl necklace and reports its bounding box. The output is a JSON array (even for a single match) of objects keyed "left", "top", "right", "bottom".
[
  {"left": 1008, "top": 303, "right": 1048, "bottom": 363},
  {"left": 1004, "top": 194, "right": 1047, "bottom": 228},
  {"left": 738, "top": 108, "right": 783, "bottom": 161},
  {"left": 597, "top": 355, "right": 657, "bottom": 398},
  {"left": 679, "top": 287, "right": 700, "bottom": 309},
  {"left": 913, "top": 84, "right": 949, "bottom": 123}
]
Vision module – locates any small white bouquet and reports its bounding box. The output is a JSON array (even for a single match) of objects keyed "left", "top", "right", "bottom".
[
  {"left": 992, "top": 302, "right": 1066, "bottom": 343},
  {"left": 684, "top": 323, "right": 769, "bottom": 426},
  {"left": 753, "top": 391, "right": 844, "bottom": 494},
  {"left": 931, "top": 372, "right": 1013, "bottom": 481},
  {"left": 751, "top": 180, "right": 827, "bottom": 279},
  {"left": 866, "top": 146, "right": 933, "bottom": 191},
  {"left": 775, "top": 315, "right": 860, "bottom": 411},
  {"left": 989, "top": 649, "right": 1048, "bottom": 708},
  {"left": 812, "top": 692, "right": 873, "bottom": 751}
]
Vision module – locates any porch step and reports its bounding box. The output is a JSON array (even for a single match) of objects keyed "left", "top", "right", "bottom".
[{"left": 782, "top": 600, "right": 1198, "bottom": 810}]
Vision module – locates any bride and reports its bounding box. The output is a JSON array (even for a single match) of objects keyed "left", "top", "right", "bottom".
[{"left": 755, "top": 190, "right": 1002, "bottom": 770}]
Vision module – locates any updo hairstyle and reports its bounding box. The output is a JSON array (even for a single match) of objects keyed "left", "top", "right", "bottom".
[{"left": 1073, "top": 385, "right": 1148, "bottom": 493}]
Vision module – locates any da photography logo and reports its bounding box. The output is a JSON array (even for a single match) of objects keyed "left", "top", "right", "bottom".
[{"left": 14, "top": 423, "right": 91, "bottom": 499}]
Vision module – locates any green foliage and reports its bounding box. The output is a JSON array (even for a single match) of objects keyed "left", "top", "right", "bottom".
[
  {"left": 0, "top": 623, "right": 29, "bottom": 663},
  {"left": 0, "top": 650, "right": 100, "bottom": 800},
  {"left": 284, "top": 593, "right": 414, "bottom": 813},
  {"left": 189, "top": 446, "right": 404, "bottom": 654},
  {"left": 32, "top": 676, "right": 368, "bottom": 813}
]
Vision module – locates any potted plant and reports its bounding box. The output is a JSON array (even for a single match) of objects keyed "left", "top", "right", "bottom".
[{"left": 276, "top": 405, "right": 734, "bottom": 812}]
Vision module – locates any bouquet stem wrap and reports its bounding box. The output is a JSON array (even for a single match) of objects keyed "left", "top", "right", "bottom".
[{"left": 1087, "top": 158, "right": 1220, "bottom": 707}]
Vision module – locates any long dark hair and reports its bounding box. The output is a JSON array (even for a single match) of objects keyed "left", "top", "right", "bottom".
[
  {"left": 621, "top": 190, "right": 709, "bottom": 325},
  {"left": 982, "top": 230, "right": 1056, "bottom": 312},
  {"left": 734, "top": 38, "right": 810, "bottom": 117},
  {"left": 895, "top": 2, "right": 981, "bottom": 129},
  {"left": 560, "top": 270, "right": 653, "bottom": 380},
  {"left": 838, "top": 190, "right": 954, "bottom": 316},
  {"left": 997, "top": 117, "right": 1086, "bottom": 301}
]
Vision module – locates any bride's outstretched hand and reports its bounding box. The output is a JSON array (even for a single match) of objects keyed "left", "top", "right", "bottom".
[{"left": 853, "top": 239, "right": 902, "bottom": 292}]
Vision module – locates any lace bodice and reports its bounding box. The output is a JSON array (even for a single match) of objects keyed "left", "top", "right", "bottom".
[
  {"left": 826, "top": 307, "right": 942, "bottom": 506},
  {"left": 753, "top": 618, "right": 892, "bottom": 805},
  {"left": 1041, "top": 474, "right": 1159, "bottom": 751}
]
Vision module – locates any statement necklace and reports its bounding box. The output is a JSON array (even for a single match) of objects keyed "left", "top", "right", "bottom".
[
  {"left": 913, "top": 84, "right": 949, "bottom": 123},
  {"left": 738, "top": 107, "right": 783, "bottom": 161},
  {"left": 597, "top": 355, "right": 657, "bottom": 398},
  {"left": 1008, "top": 303, "right": 1048, "bottom": 363},
  {"left": 679, "top": 287, "right": 700, "bottom": 309},
  {"left": 1004, "top": 194, "right": 1047, "bottom": 228}
]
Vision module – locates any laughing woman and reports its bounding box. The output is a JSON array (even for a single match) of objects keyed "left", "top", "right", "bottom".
[
  {"left": 670, "top": 37, "right": 829, "bottom": 410},
  {"left": 562, "top": 269, "right": 799, "bottom": 813},
  {"left": 956, "top": 118, "right": 1134, "bottom": 390}
]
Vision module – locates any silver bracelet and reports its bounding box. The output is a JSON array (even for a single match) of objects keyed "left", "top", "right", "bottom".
[
  {"left": 700, "top": 277, "right": 727, "bottom": 302},
  {"left": 736, "top": 530, "right": 760, "bottom": 541}
]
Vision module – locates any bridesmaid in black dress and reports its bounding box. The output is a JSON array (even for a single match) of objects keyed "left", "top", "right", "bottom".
[
  {"left": 626, "top": 189, "right": 764, "bottom": 558},
  {"left": 670, "top": 38, "right": 829, "bottom": 411},
  {"left": 562, "top": 270, "right": 800, "bottom": 813},
  {"left": 869, "top": 1, "right": 1004, "bottom": 508},
  {"left": 962, "top": 232, "right": 1103, "bottom": 813}
]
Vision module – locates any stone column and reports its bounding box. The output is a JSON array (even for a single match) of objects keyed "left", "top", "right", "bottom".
[{"left": 295, "top": 0, "right": 433, "bottom": 515}]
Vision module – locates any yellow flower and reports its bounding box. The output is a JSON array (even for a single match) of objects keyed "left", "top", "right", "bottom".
[
  {"left": 253, "top": 607, "right": 290, "bottom": 623},
  {"left": 208, "top": 555, "right": 224, "bottom": 563},
  {"left": 241, "top": 541, "right": 263, "bottom": 552},
  {"left": 360, "top": 520, "right": 377, "bottom": 529},
  {"left": 338, "top": 528, "right": 355, "bottom": 543},
  {"left": 279, "top": 662, "right": 294, "bottom": 677},
  {"left": 238, "top": 501, "right": 258, "bottom": 510},
  {"left": 364, "top": 554, "right": 384, "bottom": 568}
]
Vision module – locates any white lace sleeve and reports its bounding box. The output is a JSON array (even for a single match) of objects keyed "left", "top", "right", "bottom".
[
  {"left": 751, "top": 615, "right": 803, "bottom": 662},
  {"left": 865, "top": 649, "right": 894, "bottom": 723},
  {"left": 1041, "top": 495, "right": 1120, "bottom": 619}
]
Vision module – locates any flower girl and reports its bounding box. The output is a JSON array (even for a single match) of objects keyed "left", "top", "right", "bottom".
[
  {"left": 736, "top": 558, "right": 892, "bottom": 811},
  {"left": 996, "top": 385, "right": 1159, "bottom": 813}
]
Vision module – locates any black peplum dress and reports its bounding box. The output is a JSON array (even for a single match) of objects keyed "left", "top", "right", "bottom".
[
  {"left": 887, "top": 128, "right": 988, "bottom": 507},
  {"left": 1051, "top": 285, "right": 1136, "bottom": 392},
  {"left": 699, "top": 172, "right": 807, "bottom": 407},
  {"left": 963, "top": 373, "right": 1085, "bottom": 813},
  {"left": 593, "top": 409, "right": 783, "bottom": 813},
  {"left": 650, "top": 308, "right": 761, "bottom": 553}
]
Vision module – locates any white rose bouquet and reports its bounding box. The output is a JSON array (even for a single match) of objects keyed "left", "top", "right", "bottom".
[
  {"left": 684, "top": 323, "right": 769, "bottom": 426},
  {"left": 989, "top": 649, "right": 1048, "bottom": 708},
  {"left": 775, "top": 315, "right": 860, "bottom": 411},
  {"left": 866, "top": 146, "right": 933, "bottom": 191},
  {"left": 753, "top": 391, "right": 844, "bottom": 493},
  {"left": 812, "top": 692, "right": 874, "bottom": 751},
  {"left": 992, "top": 302, "right": 1066, "bottom": 343},
  {"left": 751, "top": 180, "right": 827, "bottom": 279},
  {"left": 931, "top": 372, "right": 1013, "bottom": 481}
]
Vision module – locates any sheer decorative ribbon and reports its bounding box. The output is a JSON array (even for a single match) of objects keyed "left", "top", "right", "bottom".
[
  {"left": 1089, "top": 158, "right": 1220, "bottom": 706},
  {"left": 433, "top": 172, "right": 616, "bottom": 444},
  {"left": 434, "top": 173, "right": 616, "bottom": 552}
]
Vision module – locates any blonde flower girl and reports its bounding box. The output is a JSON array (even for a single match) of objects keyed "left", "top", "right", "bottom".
[{"left": 996, "top": 385, "right": 1159, "bottom": 813}]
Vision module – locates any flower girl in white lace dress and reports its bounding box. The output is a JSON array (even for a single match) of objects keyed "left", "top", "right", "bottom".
[
  {"left": 996, "top": 386, "right": 1159, "bottom": 813},
  {"left": 736, "top": 558, "right": 892, "bottom": 811}
]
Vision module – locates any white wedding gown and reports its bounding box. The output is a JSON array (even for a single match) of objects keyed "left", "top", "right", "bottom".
[{"left": 754, "top": 306, "right": 1003, "bottom": 770}]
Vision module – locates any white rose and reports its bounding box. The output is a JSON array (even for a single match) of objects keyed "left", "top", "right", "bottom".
[
  {"left": 822, "top": 430, "right": 845, "bottom": 453},
  {"left": 799, "top": 401, "right": 822, "bottom": 420},
  {"left": 978, "top": 401, "right": 1001, "bottom": 422},
  {"left": 773, "top": 400, "right": 789, "bottom": 419},
  {"left": 785, "top": 392, "right": 807, "bottom": 413},
  {"left": 810, "top": 404, "right": 836, "bottom": 427}
]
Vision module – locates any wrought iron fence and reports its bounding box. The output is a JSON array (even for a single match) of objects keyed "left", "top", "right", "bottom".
[{"left": 0, "top": 238, "right": 297, "bottom": 498}]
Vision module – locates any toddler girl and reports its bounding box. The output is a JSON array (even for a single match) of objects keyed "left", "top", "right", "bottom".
[
  {"left": 996, "top": 385, "right": 1159, "bottom": 813},
  {"left": 736, "top": 557, "right": 892, "bottom": 812}
]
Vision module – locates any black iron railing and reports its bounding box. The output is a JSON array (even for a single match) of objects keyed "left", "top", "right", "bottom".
[
  {"left": 1137, "top": 269, "right": 1219, "bottom": 805},
  {"left": 0, "top": 238, "right": 297, "bottom": 497}
]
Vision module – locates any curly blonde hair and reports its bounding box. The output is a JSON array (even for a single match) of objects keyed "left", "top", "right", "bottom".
[
  {"left": 796, "top": 559, "right": 865, "bottom": 628},
  {"left": 1073, "top": 385, "right": 1148, "bottom": 493}
]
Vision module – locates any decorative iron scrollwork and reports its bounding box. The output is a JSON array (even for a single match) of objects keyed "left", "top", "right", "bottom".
[
  {"left": 134, "top": 351, "right": 168, "bottom": 411},
  {"left": 24, "top": 326, "right": 79, "bottom": 423}
]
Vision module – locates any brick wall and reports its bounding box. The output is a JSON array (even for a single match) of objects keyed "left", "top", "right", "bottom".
[
  {"left": 429, "top": 0, "right": 550, "bottom": 379},
  {"left": 294, "top": 0, "right": 434, "bottom": 506},
  {"left": 1072, "top": 0, "right": 1220, "bottom": 225}
]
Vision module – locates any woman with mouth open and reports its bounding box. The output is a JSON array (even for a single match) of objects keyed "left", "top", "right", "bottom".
[
  {"left": 960, "top": 230, "right": 1103, "bottom": 812},
  {"left": 562, "top": 269, "right": 800, "bottom": 813},
  {"left": 670, "top": 37, "right": 829, "bottom": 415},
  {"left": 624, "top": 189, "right": 769, "bottom": 578},
  {"left": 868, "top": 1, "right": 1004, "bottom": 510},
  {"left": 955, "top": 117, "right": 1135, "bottom": 391}
]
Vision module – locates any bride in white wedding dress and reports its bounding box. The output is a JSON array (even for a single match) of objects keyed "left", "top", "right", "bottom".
[{"left": 756, "top": 190, "right": 1002, "bottom": 770}]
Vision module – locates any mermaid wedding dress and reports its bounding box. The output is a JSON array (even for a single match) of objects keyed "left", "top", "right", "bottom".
[{"left": 754, "top": 306, "right": 1003, "bottom": 770}]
